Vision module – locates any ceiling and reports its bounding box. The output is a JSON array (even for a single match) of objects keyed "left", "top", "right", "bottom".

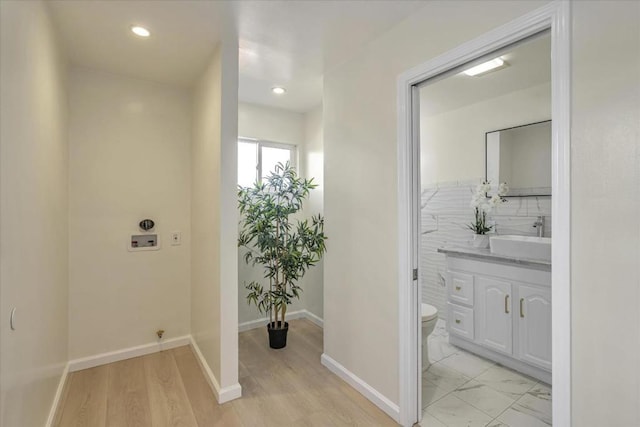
[
  {"left": 48, "top": 0, "right": 426, "bottom": 113},
  {"left": 419, "top": 32, "right": 551, "bottom": 116}
]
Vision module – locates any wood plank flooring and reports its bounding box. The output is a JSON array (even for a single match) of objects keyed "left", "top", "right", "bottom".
[{"left": 55, "top": 319, "right": 397, "bottom": 426}]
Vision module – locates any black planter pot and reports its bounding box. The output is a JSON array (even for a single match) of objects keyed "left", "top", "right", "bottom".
[{"left": 267, "top": 321, "right": 289, "bottom": 349}]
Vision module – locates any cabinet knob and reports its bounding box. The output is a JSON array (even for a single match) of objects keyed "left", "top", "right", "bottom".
[
  {"left": 455, "top": 286, "right": 461, "bottom": 291},
  {"left": 455, "top": 319, "right": 461, "bottom": 324},
  {"left": 505, "top": 295, "right": 510, "bottom": 314},
  {"left": 520, "top": 298, "right": 525, "bottom": 318}
]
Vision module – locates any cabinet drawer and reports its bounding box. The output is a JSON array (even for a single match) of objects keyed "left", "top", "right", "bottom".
[
  {"left": 447, "top": 271, "right": 474, "bottom": 307},
  {"left": 447, "top": 303, "right": 474, "bottom": 340}
]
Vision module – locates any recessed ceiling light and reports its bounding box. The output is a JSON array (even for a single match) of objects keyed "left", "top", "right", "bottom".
[
  {"left": 463, "top": 58, "right": 508, "bottom": 76},
  {"left": 271, "top": 87, "right": 286, "bottom": 95},
  {"left": 131, "top": 26, "right": 151, "bottom": 38}
]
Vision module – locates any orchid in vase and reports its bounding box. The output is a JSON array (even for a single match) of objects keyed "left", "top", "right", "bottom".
[{"left": 468, "top": 181, "right": 509, "bottom": 247}]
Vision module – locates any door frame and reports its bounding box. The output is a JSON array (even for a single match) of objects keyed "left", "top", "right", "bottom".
[{"left": 396, "top": 2, "right": 571, "bottom": 425}]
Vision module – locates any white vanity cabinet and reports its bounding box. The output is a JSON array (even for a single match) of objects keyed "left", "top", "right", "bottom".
[{"left": 443, "top": 253, "right": 551, "bottom": 383}]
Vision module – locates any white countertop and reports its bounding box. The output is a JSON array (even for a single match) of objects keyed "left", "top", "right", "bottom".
[{"left": 437, "top": 245, "right": 552, "bottom": 270}]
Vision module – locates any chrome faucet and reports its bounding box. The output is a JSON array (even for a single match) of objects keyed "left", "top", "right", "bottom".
[{"left": 533, "top": 216, "right": 545, "bottom": 237}]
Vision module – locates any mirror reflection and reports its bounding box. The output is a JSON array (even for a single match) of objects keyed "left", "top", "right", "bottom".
[{"left": 486, "top": 120, "right": 552, "bottom": 197}]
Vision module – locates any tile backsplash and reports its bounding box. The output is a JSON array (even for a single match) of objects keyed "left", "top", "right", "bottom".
[{"left": 421, "top": 180, "right": 552, "bottom": 319}]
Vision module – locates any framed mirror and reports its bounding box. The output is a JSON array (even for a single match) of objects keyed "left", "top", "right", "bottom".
[{"left": 485, "top": 120, "right": 551, "bottom": 197}]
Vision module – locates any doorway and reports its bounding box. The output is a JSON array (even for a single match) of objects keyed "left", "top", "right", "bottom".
[{"left": 396, "top": 3, "right": 571, "bottom": 426}]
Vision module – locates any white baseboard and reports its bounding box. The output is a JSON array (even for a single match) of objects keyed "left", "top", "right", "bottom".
[
  {"left": 239, "top": 309, "right": 323, "bottom": 332},
  {"left": 45, "top": 363, "right": 69, "bottom": 427},
  {"left": 189, "top": 336, "right": 242, "bottom": 404},
  {"left": 304, "top": 310, "right": 324, "bottom": 328},
  {"left": 68, "top": 335, "right": 191, "bottom": 372},
  {"left": 321, "top": 353, "right": 400, "bottom": 423}
]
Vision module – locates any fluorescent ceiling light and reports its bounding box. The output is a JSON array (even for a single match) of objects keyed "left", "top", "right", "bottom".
[
  {"left": 463, "top": 58, "right": 507, "bottom": 76},
  {"left": 271, "top": 87, "right": 286, "bottom": 95},
  {"left": 131, "top": 26, "right": 151, "bottom": 37}
]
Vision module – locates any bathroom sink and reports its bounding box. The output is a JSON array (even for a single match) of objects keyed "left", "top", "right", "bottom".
[{"left": 490, "top": 235, "right": 551, "bottom": 262}]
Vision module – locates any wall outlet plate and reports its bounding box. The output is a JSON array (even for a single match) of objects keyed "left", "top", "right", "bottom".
[{"left": 170, "top": 231, "right": 181, "bottom": 246}]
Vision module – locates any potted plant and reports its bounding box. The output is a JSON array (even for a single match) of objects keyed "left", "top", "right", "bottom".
[
  {"left": 238, "top": 162, "right": 326, "bottom": 349},
  {"left": 468, "top": 181, "right": 509, "bottom": 248}
]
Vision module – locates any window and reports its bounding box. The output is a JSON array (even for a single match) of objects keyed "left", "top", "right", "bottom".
[{"left": 237, "top": 138, "right": 297, "bottom": 187}]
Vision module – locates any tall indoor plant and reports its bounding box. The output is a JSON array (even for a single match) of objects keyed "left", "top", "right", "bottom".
[{"left": 238, "top": 162, "right": 326, "bottom": 349}]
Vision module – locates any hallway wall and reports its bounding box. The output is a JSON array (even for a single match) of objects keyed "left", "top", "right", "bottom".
[
  {"left": 323, "top": 0, "right": 640, "bottom": 424},
  {"left": 191, "top": 41, "right": 240, "bottom": 395},
  {"left": 322, "top": 0, "right": 548, "bottom": 409},
  {"left": 0, "top": 1, "right": 69, "bottom": 425},
  {"left": 237, "top": 102, "right": 306, "bottom": 325},
  {"left": 237, "top": 102, "right": 325, "bottom": 325},
  {"left": 571, "top": 1, "right": 640, "bottom": 424},
  {"left": 67, "top": 67, "right": 192, "bottom": 360},
  {"left": 302, "top": 105, "right": 325, "bottom": 321}
]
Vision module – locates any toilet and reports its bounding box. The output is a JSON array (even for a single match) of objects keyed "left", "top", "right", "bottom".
[{"left": 421, "top": 303, "right": 439, "bottom": 371}]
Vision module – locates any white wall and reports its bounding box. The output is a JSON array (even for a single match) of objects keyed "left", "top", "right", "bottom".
[
  {"left": 238, "top": 102, "right": 305, "bottom": 145},
  {"left": 420, "top": 82, "right": 550, "bottom": 187},
  {"left": 0, "top": 1, "right": 69, "bottom": 425},
  {"left": 67, "top": 67, "right": 191, "bottom": 359},
  {"left": 237, "top": 102, "right": 325, "bottom": 324},
  {"left": 191, "top": 41, "right": 239, "bottom": 393},
  {"left": 237, "top": 103, "right": 306, "bottom": 324},
  {"left": 302, "top": 105, "right": 324, "bottom": 320},
  {"left": 323, "top": 0, "right": 548, "bottom": 406},
  {"left": 571, "top": 1, "right": 640, "bottom": 425}
]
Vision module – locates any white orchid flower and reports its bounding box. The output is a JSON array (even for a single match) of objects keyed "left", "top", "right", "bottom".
[{"left": 498, "top": 182, "right": 509, "bottom": 197}]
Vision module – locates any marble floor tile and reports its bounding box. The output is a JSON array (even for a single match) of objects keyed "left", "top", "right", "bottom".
[
  {"left": 498, "top": 406, "right": 551, "bottom": 427},
  {"left": 452, "top": 379, "right": 516, "bottom": 418},
  {"left": 424, "top": 363, "right": 471, "bottom": 393},
  {"left": 439, "top": 351, "right": 495, "bottom": 378},
  {"left": 475, "top": 364, "right": 537, "bottom": 399},
  {"left": 430, "top": 319, "right": 448, "bottom": 336},
  {"left": 425, "top": 394, "right": 493, "bottom": 427},
  {"left": 420, "top": 410, "right": 447, "bottom": 427},
  {"left": 486, "top": 420, "right": 511, "bottom": 427},
  {"left": 422, "top": 381, "right": 450, "bottom": 409},
  {"left": 427, "top": 336, "right": 458, "bottom": 363},
  {"left": 510, "top": 383, "right": 552, "bottom": 424}
]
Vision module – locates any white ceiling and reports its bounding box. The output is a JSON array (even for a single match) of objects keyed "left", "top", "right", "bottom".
[
  {"left": 48, "top": 0, "right": 426, "bottom": 113},
  {"left": 419, "top": 32, "right": 551, "bottom": 116}
]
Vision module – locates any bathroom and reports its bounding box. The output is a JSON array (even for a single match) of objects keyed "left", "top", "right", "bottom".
[{"left": 418, "top": 31, "right": 553, "bottom": 426}]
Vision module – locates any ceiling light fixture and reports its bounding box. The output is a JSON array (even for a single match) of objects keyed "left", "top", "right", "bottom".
[
  {"left": 463, "top": 58, "right": 507, "bottom": 76},
  {"left": 131, "top": 26, "right": 151, "bottom": 38},
  {"left": 271, "top": 87, "right": 286, "bottom": 95}
]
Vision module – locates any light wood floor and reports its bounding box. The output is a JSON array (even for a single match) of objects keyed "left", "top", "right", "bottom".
[{"left": 55, "top": 319, "right": 397, "bottom": 426}]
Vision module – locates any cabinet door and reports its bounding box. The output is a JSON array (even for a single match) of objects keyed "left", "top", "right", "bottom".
[
  {"left": 518, "top": 284, "right": 552, "bottom": 371},
  {"left": 477, "top": 277, "right": 513, "bottom": 355}
]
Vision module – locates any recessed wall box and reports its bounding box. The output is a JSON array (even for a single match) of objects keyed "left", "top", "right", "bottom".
[{"left": 128, "top": 234, "right": 160, "bottom": 252}]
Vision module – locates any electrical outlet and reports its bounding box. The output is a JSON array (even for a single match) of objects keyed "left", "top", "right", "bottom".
[{"left": 171, "top": 231, "right": 181, "bottom": 246}]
